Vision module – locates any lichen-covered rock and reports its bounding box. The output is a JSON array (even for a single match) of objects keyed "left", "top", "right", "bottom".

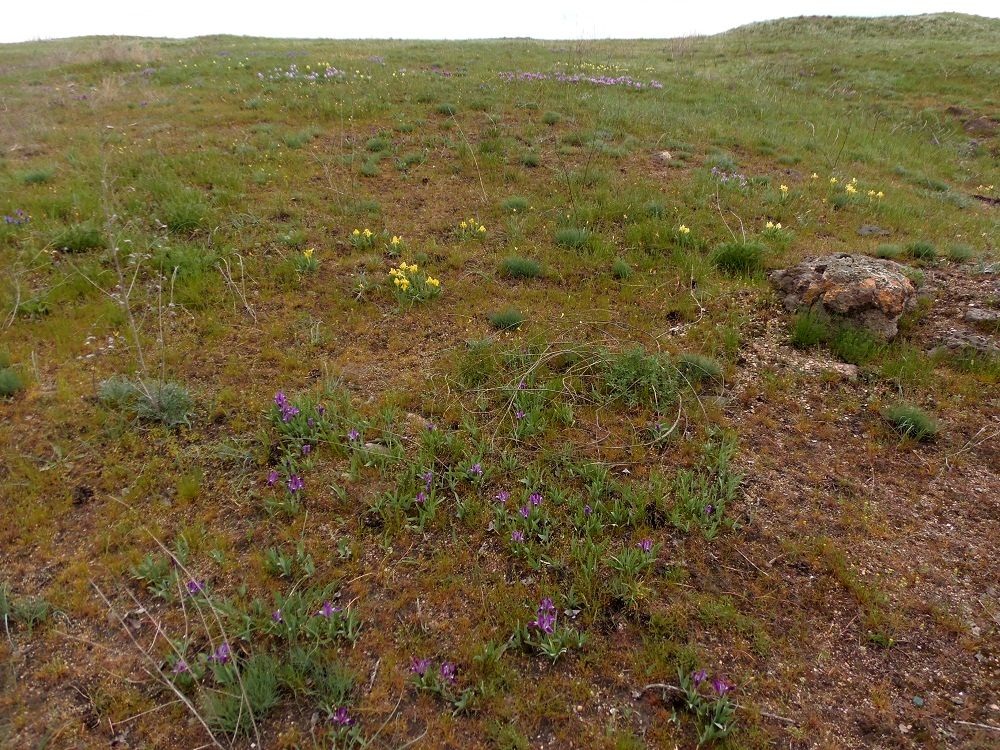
[{"left": 769, "top": 253, "right": 917, "bottom": 339}]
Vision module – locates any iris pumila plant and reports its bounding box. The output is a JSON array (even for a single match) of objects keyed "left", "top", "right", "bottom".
[
  {"left": 512, "top": 597, "right": 586, "bottom": 663},
  {"left": 410, "top": 657, "right": 476, "bottom": 713},
  {"left": 349, "top": 227, "right": 377, "bottom": 249},
  {"left": 456, "top": 217, "right": 487, "bottom": 240},
  {"left": 677, "top": 667, "right": 737, "bottom": 745},
  {"left": 495, "top": 490, "right": 554, "bottom": 569},
  {"left": 389, "top": 262, "right": 441, "bottom": 303},
  {"left": 294, "top": 247, "right": 319, "bottom": 273}
]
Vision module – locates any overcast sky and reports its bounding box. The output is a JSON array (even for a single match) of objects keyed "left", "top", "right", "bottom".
[{"left": 2, "top": 0, "right": 997, "bottom": 43}]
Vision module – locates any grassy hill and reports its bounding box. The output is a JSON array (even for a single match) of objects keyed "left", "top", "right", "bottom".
[{"left": 1, "top": 15, "right": 998, "bottom": 749}]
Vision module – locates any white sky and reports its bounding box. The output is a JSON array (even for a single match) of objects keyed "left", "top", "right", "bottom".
[{"left": 2, "top": 0, "right": 997, "bottom": 43}]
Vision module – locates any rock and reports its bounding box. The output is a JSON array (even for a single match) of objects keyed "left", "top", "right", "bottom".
[
  {"left": 654, "top": 150, "right": 672, "bottom": 163},
  {"left": 963, "top": 116, "right": 998, "bottom": 136},
  {"left": 964, "top": 308, "right": 1000, "bottom": 325},
  {"left": 769, "top": 254, "right": 918, "bottom": 339},
  {"left": 857, "top": 224, "right": 890, "bottom": 237},
  {"left": 802, "top": 359, "right": 859, "bottom": 382},
  {"left": 932, "top": 331, "right": 999, "bottom": 356}
]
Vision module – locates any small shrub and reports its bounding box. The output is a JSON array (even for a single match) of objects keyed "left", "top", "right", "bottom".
[
  {"left": 600, "top": 347, "right": 677, "bottom": 408},
  {"left": 542, "top": 111, "right": 561, "bottom": 125},
  {"left": 53, "top": 223, "right": 104, "bottom": 253},
  {"left": 500, "top": 256, "right": 542, "bottom": 279},
  {"left": 554, "top": 227, "right": 590, "bottom": 249},
  {"left": 611, "top": 258, "right": 633, "bottom": 280},
  {"left": 360, "top": 159, "right": 380, "bottom": 177},
  {"left": 874, "top": 244, "right": 902, "bottom": 260},
  {"left": 99, "top": 377, "right": 194, "bottom": 428},
  {"left": 488, "top": 309, "right": 525, "bottom": 330},
  {"left": 790, "top": 310, "right": 829, "bottom": 349},
  {"left": 677, "top": 353, "right": 722, "bottom": 384},
  {"left": 436, "top": 102, "right": 457, "bottom": 116},
  {"left": 883, "top": 403, "right": 938, "bottom": 441},
  {"left": 502, "top": 196, "right": 529, "bottom": 213},
  {"left": 905, "top": 241, "right": 936, "bottom": 261},
  {"left": 396, "top": 151, "right": 425, "bottom": 171},
  {"left": 0, "top": 367, "right": 24, "bottom": 397},
  {"left": 711, "top": 241, "right": 766, "bottom": 276},
  {"left": 366, "top": 136, "right": 391, "bottom": 152}
]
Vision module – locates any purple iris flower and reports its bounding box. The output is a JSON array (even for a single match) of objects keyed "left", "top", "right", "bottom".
[
  {"left": 329, "top": 706, "right": 354, "bottom": 726},
  {"left": 529, "top": 492, "right": 542, "bottom": 506},
  {"left": 317, "top": 601, "right": 340, "bottom": 617},
  {"left": 495, "top": 490, "right": 510, "bottom": 503},
  {"left": 519, "top": 505, "right": 530, "bottom": 518},
  {"left": 347, "top": 428, "right": 360, "bottom": 441},
  {"left": 440, "top": 662, "right": 457, "bottom": 683},
  {"left": 711, "top": 675, "right": 733, "bottom": 695},
  {"left": 583, "top": 504, "right": 592, "bottom": 516},
  {"left": 415, "top": 491, "right": 427, "bottom": 504},
  {"left": 287, "top": 475, "right": 304, "bottom": 493},
  {"left": 515, "top": 410, "right": 526, "bottom": 421},
  {"left": 302, "top": 444, "right": 312, "bottom": 455},
  {"left": 469, "top": 463, "right": 483, "bottom": 477},
  {"left": 186, "top": 580, "right": 205, "bottom": 595},
  {"left": 267, "top": 470, "right": 279, "bottom": 487},
  {"left": 272, "top": 609, "right": 282, "bottom": 622},
  {"left": 511, "top": 530, "right": 525, "bottom": 543},
  {"left": 410, "top": 657, "right": 431, "bottom": 676},
  {"left": 638, "top": 539, "right": 653, "bottom": 553},
  {"left": 172, "top": 659, "right": 189, "bottom": 674},
  {"left": 692, "top": 669, "right": 708, "bottom": 687},
  {"left": 211, "top": 643, "right": 231, "bottom": 664}
]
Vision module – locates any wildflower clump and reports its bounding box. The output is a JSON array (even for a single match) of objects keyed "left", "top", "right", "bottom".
[
  {"left": 457, "top": 217, "right": 487, "bottom": 240},
  {"left": 349, "top": 227, "right": 376, "bottom": 249},
  {"left": 677, "top": 667, "right": 737, "bottom": 745},
  {"left": 512, "top": 597, "right": 586, "bottom": 663},
  {"left": 384, "top": 234, "right": 406, "bottom": 256},
  {"left": 389, "top": 262, "right": 441, "bottom": 303},
  {"left": 294, "top": 247, "right": 319, "bottom": 273}
]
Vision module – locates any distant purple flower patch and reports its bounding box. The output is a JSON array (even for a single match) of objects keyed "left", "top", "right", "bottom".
[{"left": 499, "top": 71, "right": 663, "bottom": 90}]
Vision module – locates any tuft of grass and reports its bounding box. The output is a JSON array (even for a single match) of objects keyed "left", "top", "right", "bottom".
[
  {"left": 520, "top": 151, "right": 540, "bottom": 168},
  {"left": 946, "top": 243, "right": 974, "bottom": 262},
  {"left": 542, "top": 111, "right": 561, "bottom": 125},
  {"left": 600, "top": 347, "right": 677, "bottom": 408},
  {"left": 0, "top": 367, "right": 25, "bottom": 397},
  {"left": 790, "top": 310, "right": 829, "bottom": 349},
  {"left": 53, "top": 223, "right": 104, "bottom": 253},
  {"left": 677, "top": 353, "right": 723, "bottom": 384},
  {"left": 829, "top": 326, "right": 884, "bottom": 365},
  {"left": 883, "top": 403, "right": 938, "bottom": 441},
  {"left": 360, "top": 159, "right": 380, "bottom": 177},
  {"left": 874, "top": 243, "right": 902, "bottom": 259},
  {"left": 611, "top": 258, "right": 633, "bottom": 280},
  {"left": 905, "top": 240, "right": 937, "bottom": 261},
  {"left": 436, "top": 102, "right": 457, "bottom": 116},
  {"left": 366, "top": 136, "right": 391, "bottom": 152},
  {"left": 502, "top": 196, "right": 529, "bottom": 213},
  {"left": 488, "top": 309, "right": 525, "bottom": 330},
  {"left": 711, "top": 241, "right": 766, "bottom": 276},
  {"left": 162, "top": 193, "right": 208, "bottom": 233},
  {"left": 499, "top": 256, "right": 542, "bottom": 279},
  {"left": 554, "top": 227, "right": 590, "bottom": 249},
  {"left": 18, "top": 167, "right": 55, "bottom": 185},
  {"left": 99, "top": 377, "right": 194, "bottom": 428}
]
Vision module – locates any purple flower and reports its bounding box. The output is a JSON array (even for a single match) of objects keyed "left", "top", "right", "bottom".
[
  {"left": 307, "top": 417, "right": 315, "bottom": 428},
  {"left": 172, "top": 659, "right": 189, "bottom": 674},
  {"left": 495, "top": 490, "right": 510, "bottom": 503},
  {"left": 705, "top": 504, "right": 715, "bottom": 516},
  {"left": 519, "top": 505, "right": 530, "bottom": 518},
  {"left": 317, "top": 601, "right": 340, "bottom": 617},
  {"left": 267, "top": 470, "right": 279, "bottom": 487},
  {"left": 272, "top": 609, "right": 282, "bottom": 622},
  {"left": 422, "top": 470, "right": 433, "bottom": 488},
  {"left": 583, "top": 504, "right": 592, "bottom": 516},
  {"left": 691, "top": 669, "right": 708, "bottom": 687},
  {"left": 329, "top": 706, "right": 354, "bottom": 726},
  {"left": 410, "top": 657, "right": 431, "bottom": 676},
  {"left": 302, "top": 443, "right": 312, "bottom": 455},
  {"left": 529, "top": 492, "right": 542, "bottom": 506},
  {"left": 347, "top": 428, "right": 360, "bottom": 442},
  {"left": 517, "top": 379, "right": 527, "bottom": 390},
  {"left": 287, "top": 475, "right": 304, "bottom": 493},
  {"left": 638, "top": 539, "right": 653, "bottom": 553},
  {"left": 415, "top": 491, "right": 427, "bottom": 504},
  {"left": 515, "top": 409, "right": 526, "bottom": 421},
  {"left": 186, "top": 579, "right": 205, "bottom": 595},
  {"left": 211, "top": 643, "right": 231, "bottom": 664},
  {"left": 530, "top": 598, "right": 557, "bottom": 634},
  {"left": 511, "top": 530, "right": 525, "bottom": 543},
  {"left": 440, "top": 662, "right": 457, "bottom": 683},
  {"left": 711, "top": 675, "right": 733, "bottom": 696},
  {"left": 469, "top": 463, "right": 483, "bottom": 477},
  {"left": 317, "top": 404, "right": 326, "bottom": 415},
  {"left": 274, "top": 391, "right": 287, "bottom": 407}
]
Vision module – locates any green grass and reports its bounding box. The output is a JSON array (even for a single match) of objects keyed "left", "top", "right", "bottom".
[
  {"left": 502, "top": 196, "right": 530, "bottom": 213},
  {"left": 554, "top": 227, "right": 590, "bottom": 249},
  {"left": 499, "top": 256, "right": 543, "bottom": 279},
  {"left": 790, "top": 311, "right": 829, "bottom": 349},
  {"left": 905, "top": 240, "right": 937, "bottom": 261},
  {"left": 711, "top": 241, "right": 767, "bottom": 275},
  {"left": 829, "top": 326, "right": 885, "bottom": 365},
  {"left": 0, "top": 367, "right": 24, "bottom": 397},
  {"left": 488, "top": 309, "right": 526, "bottom": 330},
  {"left": 52, "top": 223, "right": 104, "bottom": 253},
  {"left": 874, "top": 243, "right": 903, "bottom": 259},
  {"left": 611, "top": 258, "right": 634, "bottom": 280},
  {"left": 883, "top": 403, "right": 938, "bottom": 441}
]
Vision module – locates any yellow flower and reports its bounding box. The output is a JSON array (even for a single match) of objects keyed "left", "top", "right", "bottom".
[
  {"left": 478, "top": 225, "right": 486, "bottom": 233},
  {"left": 391, "top": 235, "right": 401, "bottom": 245},
  {"left": 779, "top": 184, "right": 789, "bottom": 194},
  {"left": 876, "top": 191, "right": 884, "bottom": 199},
  {"left": 867, "top": 190, "right": 876, "bottom": 197},
  {"left": 352, "top": 229, "right": 360, "bottom": 236},
  {"left": 845, "top": 184, "right": 857, "bottom": 194},
  {"left": 459, "top": 221, "right": 467, "bottom": 229},
  {"left": 851, "top": 177, "right": 857, "bottom": 184},
  {"left": 830, "top": 177, "right": 838, "bottom": 184},
  {"left": 678, "top": 224, "right": 690, "bottom": 234},
  {"left": 427, "top": 277, "right": 440, "bottom": 287},
  {"left": 811, "top": 173, "right": 819, "bottom": 179},
  {"left": 303, "top": 248, "right": 314, "bottom": 259},
  {"left": 363, "top": 228, "right": 372, "bottom": 237},
  {"left": 765, "top": 221, "right": 774, "bottom": 229},
  {"left": 775, "top": 222, "right": 782, "bottom": 229},
  {"left": 389, "top": 267, "right": 400, "bottom": 277}
]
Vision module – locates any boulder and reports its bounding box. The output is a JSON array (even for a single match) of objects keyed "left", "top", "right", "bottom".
[{"left": 769, "top": 253, "right": 918, "bottom": 339}]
